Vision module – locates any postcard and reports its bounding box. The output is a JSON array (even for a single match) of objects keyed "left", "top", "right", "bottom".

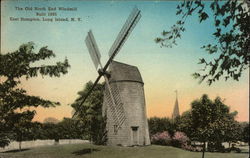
[{"left": 1, "top": 0, "right": 249, "bottom": 157}]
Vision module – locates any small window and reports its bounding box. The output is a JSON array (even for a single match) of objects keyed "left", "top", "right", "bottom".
[
  {"left": 114, "top": 125, "right": 118, "bottom": 134},
  {"left": 131, "top": 126, "right": 138, "bottom": 131}
]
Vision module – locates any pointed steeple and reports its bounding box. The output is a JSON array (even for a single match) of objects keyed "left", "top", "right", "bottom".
[{"left": 172, "top": 90, "right": 180, "bottom": 119}]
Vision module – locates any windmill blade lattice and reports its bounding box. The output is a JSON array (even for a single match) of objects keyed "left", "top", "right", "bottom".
[{"left": 104, "top": 82, "right": 126, "bottom": 129}]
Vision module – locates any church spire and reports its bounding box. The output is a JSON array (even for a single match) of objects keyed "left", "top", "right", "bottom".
[{"left": 172, "top": 90, "right": 180, "bottom": 119}]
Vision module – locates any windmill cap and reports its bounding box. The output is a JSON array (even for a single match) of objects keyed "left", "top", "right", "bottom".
[{"left": 109, "top": 61, "right": 144, "bottom": 84}]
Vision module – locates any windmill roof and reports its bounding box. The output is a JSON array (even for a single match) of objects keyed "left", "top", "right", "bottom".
[{"left": 109, "top": 61, "right": 143, "bottom": 84}]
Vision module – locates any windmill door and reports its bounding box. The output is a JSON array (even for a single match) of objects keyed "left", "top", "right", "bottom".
[{"left": 131, "top": 126, "right": 139, "bottom": 146}]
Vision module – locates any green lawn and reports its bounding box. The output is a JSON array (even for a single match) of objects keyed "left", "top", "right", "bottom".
[{"left": 0, "top": 144, "right": 248, "bottom": 158}]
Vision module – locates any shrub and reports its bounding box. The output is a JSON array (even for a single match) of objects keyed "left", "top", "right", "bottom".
[
  {"left": 181, "top": 143, "right": 203, "bottom": 152},
  {"left": 151, "top": 130, "right": 201, "bottom": 152},
  {"left": 207, "top": 142, "right": 225, "bottom": 152},
  {"left": 230, "top": 146, "right": 241, "bottom": 153},
  {"left": 172, "top": 131, "right": 189, "bottom": 147},
  {"left": 151, "top": 131, "right": 171, "bottom": 145}
]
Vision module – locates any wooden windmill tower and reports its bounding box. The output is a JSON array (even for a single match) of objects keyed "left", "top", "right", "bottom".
[{"left": 82, "top": 7, "right": 150, "bottom": 146}]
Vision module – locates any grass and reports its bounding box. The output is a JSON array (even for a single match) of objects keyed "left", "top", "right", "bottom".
[{"left": 0, "top": 143, "right": 248, "bottom": 158}]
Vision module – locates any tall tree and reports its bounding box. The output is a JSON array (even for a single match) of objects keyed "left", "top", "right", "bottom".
[
  {"left": 156, "top": 0, "right": 250, "bottom": 85},
  {"left": 189, "top": 94, "right": 238, "bottom": 158},
  {"left": 71, "top": 81, "right": 106, "bottom": 145},
  {"left": 0, "top": 42, "right": 70, "bottom": 147}
]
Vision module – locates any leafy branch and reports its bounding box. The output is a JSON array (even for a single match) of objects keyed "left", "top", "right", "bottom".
[{"left": 156, "top": 0, "right": 250, "bottom": 85}]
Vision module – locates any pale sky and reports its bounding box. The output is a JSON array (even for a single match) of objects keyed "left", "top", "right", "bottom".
[{"left": 1, "top": 0, "right": 249, "bottom": 122}]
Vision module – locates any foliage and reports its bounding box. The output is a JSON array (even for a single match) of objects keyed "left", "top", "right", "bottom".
[
  {"left": 230, "top": 145, "right": 242, "bottom": 153},
  {"left": 239, "top": 122, "right": 249, "bottom": 143},
  {"left": 242, "top": 122, "right": 249, "bottom": 143},
  {"left": 156, "top": 0, "right": 250, "bottom": 85},
  {"left": 222, "top": 118, "right": 241, "bottom": 147},
  {"left": 150, "top": 130, "right": 199, "bottom": 152},
  {"left": 190, "top": 95, "right": 238, "bottom": 144},
  {"left": 176, "top": 106, "right": 244, "bottom": 148},
  {"left": 207, "top": 141, "right": 226, "bottom": 152},
  {"left": 148, "top": 96, "right": 245, "bottom": 154},
  {"left": 182, "top": 143, "right": 203, "bottom": 152},
  {"left": 148, "top": 117, "right": 176, "bottom": 136},
  {"left": 172, "top": 131, "right": 189, "bottom": 148},
  {"left": 0, "top": 42, "right": 70, "bottom": 148},
  {"left": 57, "top": 118, "right": 83, "bottom": 139},
  {"left": 188, "top": 94, "right": 239, "bottom": 157},
  {"left": 71, "top": 81, "right": 107, "bottom": 145},
  {"left": 43, "top": 117, "right": 60, "bottom": 124},
  {"left": 42, "top": 123, "right": 61, "bottom": 141},
  {"left": 40, "top": 118, "right": 83, "bottom": 142},
  {"left": 163, "top": 94, "right": 242, "bottom": 156},
  {"left": 175, "top": 111, "right": 194, "bottom": 138},
  {"left": 32, "top": 118, "right": 85, "bottom": 141},
  {"left": 10, "top": 111, "right": 35, "bottom": 150},
  {"left": 29, "top": 122, "right": 44, "bottom": 140},
  {"left": 151, "top": 131, "right": 172, "bottom": 145}
]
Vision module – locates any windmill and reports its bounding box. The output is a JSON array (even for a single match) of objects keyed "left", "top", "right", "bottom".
[{"left": 82, "top": 7, "right": 150, "bottom": 146}]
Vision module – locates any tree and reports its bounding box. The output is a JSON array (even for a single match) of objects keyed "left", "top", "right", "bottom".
[
  {"left": 148, "top": 117, "right": 175, "bottom": 136},
  {"left": 0, "top": 42, "right": 70, "bottom": 148},
  {"left": 176, "top": 101, "right": 244, "bottom": 153},
  {"left": 71, "top": 81, "right": 107, "bottom": 145},
  {"left": 57, "top": 117, "right": 83, "bottom": 139},
  {"left": 42, "top": 123, "right": 61, "bottom": 144},
  {"left": 222, "top": 117, "right": 241, "bottom": 148},
  {"left": 43, "top": 117, "right": 60, "bottom": 124},
  {"left": 33, "top": 118, "right": 84, "bottom": 143},
  {"left": 0, "top": 101, "right": 11, "bottom": 148},
  {"left": 10, "top": 111, "right": 35, "bottom": 150},
  {"left": 188, "top": 94, "right": 238, "bottom": 157},
  {"left": 175, "top": 111, "right": 194, "bottom": 139},
  {"left": 239, "top": 122, "right": 249, "bottom": 144},
  {"left": 29, "top": 122, "right": 44, "bottom": 140},
  {"left": 155, "top": 0, "right": 250, "bottom": 85}
]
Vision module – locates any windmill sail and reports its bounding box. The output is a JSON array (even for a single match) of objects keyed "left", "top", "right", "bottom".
[
  {"left": 85, "top": 30, "right": 101, "bottom": 69},
  {"left": 108, "top": 7, "right": 141, "bottom": 58}
]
